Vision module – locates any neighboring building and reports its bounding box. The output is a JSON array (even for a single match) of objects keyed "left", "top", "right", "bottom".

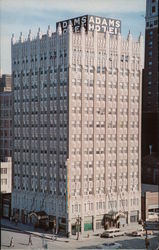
[
  {"left": 0, "top": 74, "right": 12, "bottom": 161},
  {"left": 142, "top": 153, "right": 159, "bottom": 185},
  {"left": 141, "top": 184, "right": 159, "bottom": 222},
  {"left": 0, "top": 74, "right": 12, "bottom": 219},
  {"left": 142, "top": 0, "right": 158, "bottom": 158},
  {"left": 11, "top": 15, "right": 144, "bottom": 234},
  {"left": 0, "top": 74, "right": 12, "bottom": 92},
  {"left": 0, "top": 157, "right": 12, "bottom": 193}
]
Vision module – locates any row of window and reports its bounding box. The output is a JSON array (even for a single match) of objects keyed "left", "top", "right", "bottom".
[
  {"left": 13, "top": 51, "right": 67, "bottom": 65},
  {"left": 146, "top": 19, "right": 157, "bottom": 28}
]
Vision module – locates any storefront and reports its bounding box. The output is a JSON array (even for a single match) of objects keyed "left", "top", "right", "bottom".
[
  {"left": 130, "top": 210, "right": 139, "bottom": 222},
  {"left": 1, "top": 193, "right": 11, "bottom": 219},
  {"left": 84, "top": 216, "right": 93, "bottom": 231},
  {"left": 104, "top": 211, "right": 127, "bottom": 229},
  {"left": 21, "top": 209, "right": 28, "bottom": 224},
  {"left": 58, "top": 217, "right": 66, "bottom": 233},
  {"left": 96, "top": 215, "right": 104, "bottom": 230},
  {"left": 71, "top": 218, "right": 80, "bottom": 235},
  {"left": 49, "top": 215, "right": 56, "bottom": 233},
  {"left": 29, "top": 211, "right": 49, "bottom": 229}
]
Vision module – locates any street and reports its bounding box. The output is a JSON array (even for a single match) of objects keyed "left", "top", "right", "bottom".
[{"left": 1, "top": 225, "right": 159, "bottom": 250}]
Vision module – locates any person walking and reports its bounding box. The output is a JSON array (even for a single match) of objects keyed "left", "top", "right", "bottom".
[
  {"left": 10, "top": 237, "right": 14, "bottom": 247},
  {"left": 28, "top": 234, "right": 32, "bottom": 246}
]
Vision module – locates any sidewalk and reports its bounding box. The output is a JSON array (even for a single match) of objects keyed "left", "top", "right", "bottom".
[
  {"left": 1, "top": 218, "right": 92, "bottom": 242},
  {"left": 1, "top": 218, "right": 68, "bottom": 242},
  {"left": 1, "top": 218, "right": 142, "bottom": 242}
]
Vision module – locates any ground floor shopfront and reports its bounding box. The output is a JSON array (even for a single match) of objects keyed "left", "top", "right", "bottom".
[
  {"left": 11, "top": 208, "right": 140, "bottom": 235},
  {"left": 1, "top": 193, "right": 11, "bottom": 219}
]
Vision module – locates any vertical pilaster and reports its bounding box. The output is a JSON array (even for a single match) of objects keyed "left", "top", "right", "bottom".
[
  {"left": 116, "top": 32, "right": 121, "bottom": 211},
  {"left": 127, "top": 32, "right": 132, "bottom": 224},
  {"left": 67, "top": 21, "right": 73, "bottom": 234},
  {"left": 93, "top": 28, "right": 97, "bottom": 231},
  {"left": 81, "top": 25, "right": 85, "bottom": 234},
  {"left": 105, "top": 30, "right": 109, "bottom": 213}
]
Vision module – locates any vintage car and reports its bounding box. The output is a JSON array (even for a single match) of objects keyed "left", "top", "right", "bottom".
[{"left": 100, "top": 228, "right": 125, "bottom": 238}]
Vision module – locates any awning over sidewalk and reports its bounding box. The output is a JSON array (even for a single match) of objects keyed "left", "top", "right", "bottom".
[
  {"left": 29, "top": 211, "right": 49, "bottom": 220},
  {"left": 104, "top": 211, "right": 126, "bottom": 220}
]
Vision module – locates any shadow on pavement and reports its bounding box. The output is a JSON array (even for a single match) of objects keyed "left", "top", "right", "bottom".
[
  {"left": 2, "top": 226, "right": 30, "bottom": 235},
  {"left": 1, "top": 244, "right": 10, "bottom": 248},
  {"left": 117, "top": 235, "right": 159, "bottom": 250},
  {"left": 77, "top": 236, "right": 159, "bottom": 249},
  {"left": 19, "top": 243, "right": 30, "bottom": 246}
]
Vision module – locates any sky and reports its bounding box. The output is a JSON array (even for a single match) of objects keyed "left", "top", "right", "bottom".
[{"left": 0, "top": 0, "right": 146, "bottom": 74}]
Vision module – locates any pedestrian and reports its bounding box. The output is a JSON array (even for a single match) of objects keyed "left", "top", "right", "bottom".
[
  {"left": 28, "top": 234, "right": 32, "bottom": 246},
  {"left": 10, "top": 237, "right": 14, "bottom": 247}
]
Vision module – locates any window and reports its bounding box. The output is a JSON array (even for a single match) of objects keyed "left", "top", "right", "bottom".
[
  {"left": 1, "top": 179, "right": 7, "bottom": 185},
  {"left": 97, "top": 66, "right": 100, "bottom": 73},
  {"left": 152, "top": 6, "right": 156, "bottom": 13},
  {"left": 148, "top": 61, "right": 152, "bottom": 66},
  {"left": 148, "top": 51, "right": 152, "bottom": 57},
  {"left": 149, "top": 31, "right": 153, "bottom": 36},
  {"left": 154, "top": 20, "right": 157, "bottom": 25},
  {"left": 148, "top": 71, "right": 152, "bottom": 76},
  {"left": 149, "top": 41, "right": 153, "bottom": 46},
  {"left": 1, "top": 168, "right": 7, "bottom": 174},
  {"left": 146, "top": 22, "right": 149, "bottom": 27},
  {"left": 148, "top": 81, "right": 152, "bottom": 85}
]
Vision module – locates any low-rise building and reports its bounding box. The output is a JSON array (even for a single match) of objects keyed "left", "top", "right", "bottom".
[
  {"left": 141, "top": 184, "right": 159, "bottom": 222},
  {"left": 0, "top": 157, "right": 12, "bottom": 193}
]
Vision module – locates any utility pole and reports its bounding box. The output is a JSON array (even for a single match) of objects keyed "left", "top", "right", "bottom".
[
  {"left": 144, "top": 221, "right": 149, "bottom": 250},
  {"left": 145, "top": 230, "right": 149, "bottom": 250}
]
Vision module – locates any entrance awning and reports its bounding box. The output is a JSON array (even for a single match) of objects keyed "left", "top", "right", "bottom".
[
  {"left": 29, "top": 211, "right": 49, "bottom": 220},
  {"left": 104, "top": 211, "right": 126, "bottom": 220}
]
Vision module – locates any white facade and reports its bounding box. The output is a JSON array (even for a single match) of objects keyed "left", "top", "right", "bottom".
[
  {"left": 1, "top": 157, "right": 12, "bottom": 193},
  {"left": 11, "top": 18, "right": 144, "bottom": 234}
]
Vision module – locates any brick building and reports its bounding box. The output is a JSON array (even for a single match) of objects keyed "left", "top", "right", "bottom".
[{"left": 142, "top": 0, "right": 158, "bottom": 158}]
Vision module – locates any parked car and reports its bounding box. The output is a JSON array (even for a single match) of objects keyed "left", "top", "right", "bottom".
[
  {"left": 130, "top": 228, "right": 153, "bottom": 237},
  {"left": 131, "top": 229, "right": 143, "bottom": 237},
  {"left": 97, "top": 243, "right": 122, "bottom": 249},
  {"left": 100, "top": 228, "right": 125, "bottom": 238},
  {"left": 143, "top": 230, "right": 153, "bottom": 236}
]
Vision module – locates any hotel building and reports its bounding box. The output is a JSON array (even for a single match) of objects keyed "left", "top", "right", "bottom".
[{"left": 11, "top": 15, "right": 144, "bottom": 234}]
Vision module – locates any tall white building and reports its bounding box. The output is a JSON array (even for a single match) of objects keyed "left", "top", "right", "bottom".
[{"left": 11, "top": 15, "right": 144, "bottom": 234}]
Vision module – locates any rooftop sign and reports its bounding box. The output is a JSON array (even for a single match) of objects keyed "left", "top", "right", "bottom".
[{"left": 56, "top": 15, "right": 121, "bottom": 35}]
